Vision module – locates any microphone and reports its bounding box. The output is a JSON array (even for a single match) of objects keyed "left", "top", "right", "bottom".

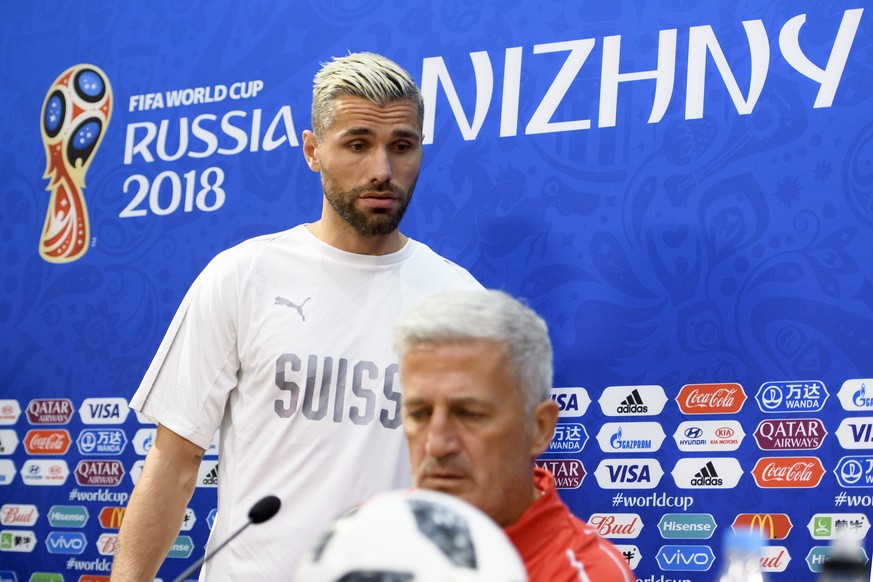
[{"left": 171, "top": 495, "right": 281, "bottom": 582}]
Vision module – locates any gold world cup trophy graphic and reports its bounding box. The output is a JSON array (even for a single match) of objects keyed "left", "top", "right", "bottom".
[{"left": 39, "top": 64, "right": 112, "bottom": 263}]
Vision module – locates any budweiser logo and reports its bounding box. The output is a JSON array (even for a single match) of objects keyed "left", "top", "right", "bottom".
[
  {"left": 752, "top": 457, "right": 824, "bottom": 488},
  {"left": 0, "top": 504, "right": 39, "bottom": 526},
  {"left": 587, "top": 514, "right": 642, "bottom": 538},
  {"left": 677, "top": 383, "right": 746, "bottom": 414}
]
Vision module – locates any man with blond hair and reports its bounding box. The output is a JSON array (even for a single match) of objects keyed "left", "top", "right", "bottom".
[{"left": 111, "top": 52, "right": 481, "bottom": 581}]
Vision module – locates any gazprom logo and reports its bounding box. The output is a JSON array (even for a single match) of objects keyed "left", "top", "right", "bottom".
[
  {"left": 45, "top": 531, "right": 87, "bottom": 555},
  {"left": 755, "top": 381, "right": 828, "bottom": 413},
  {"left": 838, "top": 380, "right": 873, "bottom": 411},
  {"left": 655, "top": 544, "right": 715, "bottom": 571}
]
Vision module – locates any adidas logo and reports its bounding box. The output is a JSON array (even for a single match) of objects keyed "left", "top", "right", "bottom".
[
  {"left": 691, "top": 461, "right": 722, "bottom": 486},
  {"left": 202, "top": 464, "right": 219, "bottom": 487},
  {"left": 616, "top": 389, "right": 648, "bottom": 414}
]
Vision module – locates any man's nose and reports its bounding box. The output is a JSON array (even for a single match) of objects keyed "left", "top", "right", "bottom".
[
  {"left": 368, "top": 148, "right": 392, "bottom": 184},
  {"left": 424, "top": 411, "right": 460, "bottom": 458}
]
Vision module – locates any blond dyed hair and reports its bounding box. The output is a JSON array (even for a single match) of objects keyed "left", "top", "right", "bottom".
[{"left": 311, "top": 52, "right": 424, "bottom": 137}]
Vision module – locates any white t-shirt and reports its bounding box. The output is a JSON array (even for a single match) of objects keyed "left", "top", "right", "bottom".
[{"left": 130, "top": 225, "right": 482, "bottom": 580}]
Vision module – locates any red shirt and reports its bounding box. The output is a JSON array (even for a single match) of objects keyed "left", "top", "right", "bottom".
[{"left": 504, "top": 468, "right": 635, "bottom": 582}]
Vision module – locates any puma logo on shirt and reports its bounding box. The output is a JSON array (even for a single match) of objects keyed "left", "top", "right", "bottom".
[{"left": 275, "top": 296, "right": 311, "bottom": 321}]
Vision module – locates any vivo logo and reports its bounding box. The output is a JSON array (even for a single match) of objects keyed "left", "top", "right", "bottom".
[
  {"left": 45, "top": 531, "right": 87, "bottom": 555},
  {"left": 655, "top": 545, "right": 715, "bottom": 571}
]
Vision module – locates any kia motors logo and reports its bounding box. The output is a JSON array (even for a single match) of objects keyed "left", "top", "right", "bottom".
[
  {"left": 755, "top": 381, "right": 828, "bottom": 413},
  {"left": 732, "top": 513, "right": 793, "bottom": 539},
  {"left": 0, "top": 504, "right": 38, "bottom": 527},
  {"left": 23, "top": 429, "right": 72, "bottom": 455},
  {"left": 549, "top": 387, "right": 591, "bottom": 418},
  {"left": 751, "top": 457, "right": 825, "bottom": 488},
  {"left": 833, "top": 456, "right": 873, "bottom": 488},
  {"left": 587, "top": 513, "right": 643, "bottom": 538},
  {"left": 594, "top": 459, "right": 664, "bottom": 489},
  {"left": 74, "top": 460, "right": 124, "bottom": 487},
  {"left": 754, "top": 419, "right": 826, "bottom": 450},
  {"left": 25, "top": 398, "right": 74, "bottom": 425},
  {"left": 20, "top": 459, "right": 69, "bottom": 486},
  {"left": 674, "top": 421, "right": 744, "bottom": 452},
  {"left": 0, "top": 400, "right": 21, "bottom": 425},
  {"left": 535, "top": 459, "right": 585, "bottom": 489},
  {"left": 676, "top": 383, "right": 746, "bottom": 414}
]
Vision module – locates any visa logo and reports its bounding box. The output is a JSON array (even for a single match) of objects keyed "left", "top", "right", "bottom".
[
  {"left": 850, "top": 423, "right": 873, "bottom": 443},
  {"left": 45, "top": 531, "right": 87, "bottom": 555},
  {"left": 78, "top": 398, "right": 129, "bottom": 425},
  {"left": 656, "top": 545, "right": 715, "bottom": 571},
  {"left": 549, "top": 387, "right": 591, "bottom": 418},
  {"left": 608, "top": 464, "right": 651, "bottom": 483}
]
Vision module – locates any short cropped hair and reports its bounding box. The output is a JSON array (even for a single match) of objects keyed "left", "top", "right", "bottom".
[
  {"left": 394, "top": 290, "right": 553, "bottom": 413},
  {"left": 311, "top": 52, "right": 424, "bottom": 138}
]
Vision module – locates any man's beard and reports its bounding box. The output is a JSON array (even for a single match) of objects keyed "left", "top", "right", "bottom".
[{"left": 322, "top": 177, "right": 416, "bottom": 236}]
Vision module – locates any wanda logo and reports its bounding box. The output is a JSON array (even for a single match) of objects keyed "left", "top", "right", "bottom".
[
  {"left": 751, "top": 457, "right": 825, "bottom": 488},
  {"left": 677, "top": 383, "right": 746, "bottom": 414}
]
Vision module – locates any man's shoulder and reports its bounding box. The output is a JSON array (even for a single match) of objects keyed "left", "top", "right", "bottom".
[{"left": 405, "top": 239, "right": 482, "bottom": 289}]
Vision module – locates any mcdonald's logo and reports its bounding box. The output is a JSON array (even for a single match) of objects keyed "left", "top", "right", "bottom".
[
  {"left": 732, "top": 513, "right": 792, "bottom": 539},
  {"left": 98, "top": 506, "right": 126, "bottom": 529}
]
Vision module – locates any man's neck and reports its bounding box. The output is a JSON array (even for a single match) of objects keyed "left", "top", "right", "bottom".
[{"left": 305, "top": 220, "right": 407, "bottom": 256}]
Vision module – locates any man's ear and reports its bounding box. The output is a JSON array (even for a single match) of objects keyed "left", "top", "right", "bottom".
[
  {"left": 302, "top": 130, "right": 320, "bottom": 171},
  {"left": 530, "top": 399, "right": 559, "bottom": 458}
]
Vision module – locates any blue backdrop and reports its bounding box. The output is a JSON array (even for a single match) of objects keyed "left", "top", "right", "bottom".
[{"left": 1, "top": 1, "right": 872, "bottom": 580}]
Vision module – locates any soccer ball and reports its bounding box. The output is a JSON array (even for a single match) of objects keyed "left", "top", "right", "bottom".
[{"left": 294, "top": 489, "right": 528, "bottom": 581}]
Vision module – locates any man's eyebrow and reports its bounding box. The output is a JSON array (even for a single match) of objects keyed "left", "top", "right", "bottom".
[{"left": 336, "top": 127, "right": 421, "bottom": 140}]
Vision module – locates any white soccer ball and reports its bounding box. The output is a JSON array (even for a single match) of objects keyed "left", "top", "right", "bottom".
[{"left": 294, "top": 489, "right": 528, "bottom": 581}]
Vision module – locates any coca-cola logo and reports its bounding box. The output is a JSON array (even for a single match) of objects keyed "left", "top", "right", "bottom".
[
  {"left": 74, "top": 460, "right": 125, "bottom": 487},
  {"left": 24, "top": 429, "right": 72, "bottom": 455},
  {"left": 676, "top": 384, "right": 746, "bottom": 414},
  {"left": 751, "top": 457, "right": 825, "bottom": 488}
]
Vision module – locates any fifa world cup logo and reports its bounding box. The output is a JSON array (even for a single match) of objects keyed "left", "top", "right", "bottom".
[{"left": 40, "top": 65, "right": 112, "bottom": 263}]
